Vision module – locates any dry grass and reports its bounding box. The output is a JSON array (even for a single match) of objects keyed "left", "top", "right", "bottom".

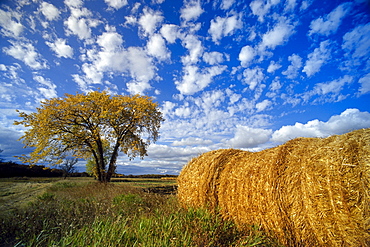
[{"left": 177, "top": 128, "right": 370, "bottom": 246}]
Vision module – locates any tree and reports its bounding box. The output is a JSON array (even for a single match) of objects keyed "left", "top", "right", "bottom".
[
  {"left": 14, "top": 91, "right": 164, "bottom": 182},
  {"left": 59, "top": 157, "right": 78, "bottom": 179},
  {"left": 86, "top": 139, "right": 113, "bottom": 179}
]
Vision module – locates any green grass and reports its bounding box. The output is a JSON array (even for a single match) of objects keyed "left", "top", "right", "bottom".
[{"left": 0, "top": 178, "right": 279, "bottom": 247}]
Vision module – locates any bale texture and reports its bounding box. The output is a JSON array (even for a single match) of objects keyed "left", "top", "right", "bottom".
[{"left": 177, "top": 129, "right": 370, "bottom": 246}]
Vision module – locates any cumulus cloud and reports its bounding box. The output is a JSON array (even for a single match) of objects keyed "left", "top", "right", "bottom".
[
  {"left": 3, "top": 41, "right": 47, "bottom": 69},
  {"left": 78, "top": 28, "right": 156, "bottom": 94},
  {"left": 64, "top": 1, "right": 100, "bottom": 41},
  {"left": 0, "top": 9, "right": 23, "bottom": 37},
  {"left": 272, "top": 108, "right": 370, "bottom": 143},
  {"left": 221, "top": 0, "right": 235, "bottom": 10},
  {"left": 172, "top": 137, "right": 213, "bottom": 146},
  {"left": 175, "top": 65, "right": 227, "bottom": 95},
  {"left": 267, "top": 61, "right": 282, "bottom": 73},
  {"left": 104, "top": 0, "right": 128, "bottom": 9},
  {"left": 260, "top": 19, "right": 295, "bottom": 50},
  {"left": 249, "top": 0, "right": 280, "bottom": 22},
  {"left": 180, "top": 0, "right": 203, "bottom": 22},
  {"left": 303, "top": 40, "right": 332, "bottom": 77},
  {"left": 309, "top": 2, "right": 352, "bottom": 36},
  {"left": 282, "top": 54, "right": 302, "bottom": 79},
  {"left": 46, "top": 38, "right": 73, "bottom": 58},
  {"left": 33, "top": 74, "right": 58, "bottom": 99},
  {"left": 147, "top": 33, "right": 171, "bottom": 61},
  {"left": 313, "top": 75, "right": 353, "bottom": 96},
  {"left": 342, "top": 23, "right": 370, "bottom": 68},
  {"left": 40, "top": 2, "right": 60, "bottom": 21},
  {"left": 242, "top": 67, "right": 265, "bottom": 90},
  {"left": 301, "top": 75, "right": 353, "bottom": 103},
  {"left": 284, "top": 0, "right": 297, "bottom": 12},
  {"left": 203, "top": 51, "right": 224, "bottom": 65},
  {"left": 96, "top": 28, "right": 123, "bottom": 51},
  {"left": 208, "top": 14, "right": 242, "bottom": 44},
  {"left": 147, "top": 144, "right": 210, "bottom": 162},
  {"left": 227, "top": 126, "right": 272, "bottom": 148},
  {"left": 256, "top": 99, "right": 272, "bottom": 112},
  {"left": 160, "top": 24, "right": 179, "bottom": 43},
  {"left": 125, "top": 47, "right": 155, "bottom": 94},
  {"left": 181, "top": 34, "right": 204, "bottom": 65},
  {"left": 239, "top": 45, "right": 255, "bottom": 67},
  {"left": 138, "top": 8, "right": 163, "bottom": 37},
  {"left": 358, "top": 73, "right": 370, "bottom": 95}
]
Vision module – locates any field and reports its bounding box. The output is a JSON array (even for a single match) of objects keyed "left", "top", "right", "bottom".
[{"left": 0, "top": 177, "right": 278, "bottom": 247}]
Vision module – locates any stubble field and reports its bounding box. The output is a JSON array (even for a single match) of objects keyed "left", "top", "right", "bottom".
[{"left": 0, "top": 177, "right": 276, "bottom": 247}]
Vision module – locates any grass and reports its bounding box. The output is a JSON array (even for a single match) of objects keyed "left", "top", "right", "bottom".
[{"left": 0, "top": 177, "right": 279, "bottom": 247}]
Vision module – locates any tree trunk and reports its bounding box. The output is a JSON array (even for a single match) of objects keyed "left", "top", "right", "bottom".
[{"left": 106, "top": 141, "right": 121, "bottom": 182}]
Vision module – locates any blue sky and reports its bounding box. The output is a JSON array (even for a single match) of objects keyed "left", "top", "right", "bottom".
[{"left": 0, "top": 0, "right": 369, "bottom": 174}]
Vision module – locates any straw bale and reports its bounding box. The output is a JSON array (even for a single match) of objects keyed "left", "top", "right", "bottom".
[
  {"left": 177, "top": 148, "right": 246, "bottom": 209},
  {"left": 177, "top": 128, "right": 370, "bottom": 246}
]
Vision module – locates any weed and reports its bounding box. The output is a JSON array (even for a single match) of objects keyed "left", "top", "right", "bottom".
[{"left": 0, "top": 179, "right": 279, "bottom": 247}]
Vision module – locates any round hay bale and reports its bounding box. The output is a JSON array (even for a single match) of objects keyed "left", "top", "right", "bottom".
[
  {"left": 177, "top": 128, "right": 370, "bottom": 246},
  {"left": 177, "top": 148, "right": 245, "bottom": 209}
]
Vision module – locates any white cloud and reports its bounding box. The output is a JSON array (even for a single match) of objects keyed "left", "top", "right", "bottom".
[
  {"left": 147, "top": 144, "right": 210, "bottom": 161},
  {"left": 104, "top": 0, "right": 128, "bottom": 9},
  {"left": 172, "top": 137, "right": 213, "bottom": 146},
  {"left": 267, "top": 60, "right": 281, "bottom": 73},
  {"left": 267, "top": 77, "right": 282, "bottom": 99},
  {"left": 226, "top": 88, "right": 241, "bottom": 104},
  {"left": 260, "top": 19, "right": 295, "bottom": 50},
  {"left": 138, "top": 8, "right": 163, "bottom": 37},
  {"left": 194, "top": 89, "right": 225, "bottom": 113},
  {"left": 309, "top": 2, "right": 352, "bottom": 36},
  {"left": 242, "top": 67, "right": 265, "bottom": 90},
  {"left": 181, "top": 34, "right": 204, "bottom": 65},
  {"left": 40, "top": 2, "right": 60, "bottom": 21},
  {"left": 203, "top": 51, "right": 224, "bottom": 65},
  {"left": 0, "top": 9, "right": 23, "bottom": 37},
  {"left": 82, "top": 63, "right": 104, "bottom": 84},
  {"left": 313, "top": 75, "right": 353, "bottom": 96},
  {"left": 301, "top": 76, "right": 353, "bottom": 103},
  {"left": 3, "top": 41, "right": 47, "bottom": 69},
  {"left": 64, "top": 0, "right": 83, "bottom": 8},
  {"left": 147, "top": 33, "right": 171, "bottom": 61},
  {"left": 342, "top": 23, "right": 370, "bottom": 68},
  {"left": 249, "top": 0, "right": 280, "bottom": 22},
  {"left": 180, "top": 0, "right": 203, "bottom": 22},
  {"left": 282, "top": 54, "right": 302, "bottom": 79},
  {"left": 160, "top": 24, "right": 179, "bottom": 43},
  {"left": 64, "top": 16, "right": 92, "bottom": 40},
  {"left": 227, "top": 126, "right": 272, "bottom": 148},
  {"left": 175, "top": 65, "right": 227, "bottom": 95},
  {"left": 125, "top": 47, "right": 155, "bottom": 94},
  {"left": 78, "top": 28, "right": 156, "bottom": 95},
  {"left": 239, "top": 45, "right": 255, "bottom": 67},
  {"left": 33, "top": 74, "right": 57, "bottom": 99},
  {"left": 284, "top": 0, "right": 297, "bottom": 12},
  {"left": 46, "top": 38, "right": 73, "bottom": 58},
  {"left": 358, "top": 73, "right": 370, "bottom": 95},
  {"left": 221, "top": 0, "right": 235, "bottom": 10},
  {"left": 208, "top": 14, "right": 242, "bottom": 44},
  {"left": 303, "top": 40, "right": 332, "bottom": 77},
  {"left": 96, "top": 28, "right": 123, "bottom": 51},
  {"left": 271, "top": 108, "right": 370, "bottom": 143},
  {"left": 256, "top": 99, "right": 272, "bottom": 112},
  {"left": 64, "top": 1, "right": 100, "bottom": 41}
]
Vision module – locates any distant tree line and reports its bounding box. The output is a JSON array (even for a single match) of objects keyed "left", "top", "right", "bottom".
[
  {"left": 0, "top": 161, "right": 89, "bottom": 178},
  {"left": 112, "top": 174, "right": 178, "bottom": 179}
]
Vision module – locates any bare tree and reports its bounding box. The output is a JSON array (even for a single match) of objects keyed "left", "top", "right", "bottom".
[{"left": 59, "top": 157, "right": 78, "bottom": 179}]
